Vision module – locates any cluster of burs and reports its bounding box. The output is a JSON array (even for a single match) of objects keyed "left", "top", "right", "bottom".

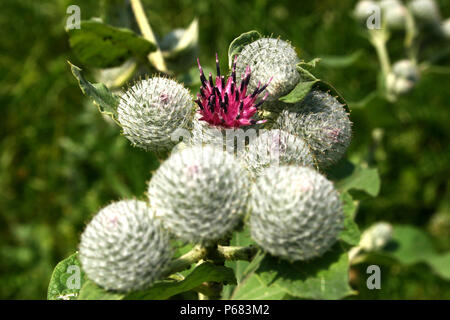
[
  {"left": 354, "top": 0, "right": 450, "bottom": 96},
  {"left": 78, "top": 36, "right": 352, "bottom": 292}
]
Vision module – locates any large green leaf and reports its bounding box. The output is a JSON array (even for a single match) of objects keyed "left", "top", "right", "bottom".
[
  {"left": 125, "top": 262, "right": 237, "bottom": 300},
  {"left": 47, "top": 252, "right": 85, "bottom": 300},
  {"left": 228, "top": 30, "right": 261, "bottom": 68},
  {"left": 231, "top": 274, "right": 287, "bottom": 300},
  {"left": 318, "top": 51, "right": 362, "bottom": 68},
  {"left": 77, "top": 280, "right": 125, "bottom": 300},
  {"left": 223, "top": 228, "right": 260, "bottom": 299},
  {"left": 279, "top": 80, "right": 320, "bottom": 103},
  {"left": 279, "top": 59, "right": 348, "bottom": 107},
  {"left": 256, "top": 246, "right": 354, "bottom": 300},
  {"left": 69, "top": 62, "right": 120, "bottom": 123},
  {"left": 77, "top": 262, "right": 236, "bottom": 300},
  {"left": 67, "top": 20, "right": 156, "bottom": 68},
  {"left": 382, "top": 225, "right": 450, "bottom": 280},
  {"left": 339, "top": 192, "right": 361, "bottom": 246},
  {"left": 327, "top": 159, "right": 381, "bottom": 197},
  {"left": 228, "top": 251, "right": 287, "bottom": 300}
]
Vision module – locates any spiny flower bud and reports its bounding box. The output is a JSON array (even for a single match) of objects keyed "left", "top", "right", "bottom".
[
  {"left": 235, "top": 38, "right": 301, "bottom": 111},
  {"left": 409, "top": 0, "right": 441, "bottom": 25},
  {"left": 118, "top": 77, "right": 194, "bottom": 151},
  {"left": 359, "top": 222, "right": 393, "bottom": 251},
  {"left": 250, "top": 166, "right": 344, "bottom": 261},
  {"left": 380, "top": 0, "right": 407, "bottom": 30},
  {"left": 274, "top": 90, "right": 352, "bottom": 168},
  {"left": 386, "top": 59, "right": 420, "bottom": 96},
  {"left": 148, "top": 145, "right": 250, "bottom": 244},
  {"left": 243, "top": 129, "right": 315, "bottom": 178},
  {"left": 79, "top": 200, "right": 173, "bottom": 292}
]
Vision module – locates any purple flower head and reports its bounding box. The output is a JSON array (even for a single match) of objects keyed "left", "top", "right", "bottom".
[{"left": 195, "top": 54, "right": 271, "bottom": 128}]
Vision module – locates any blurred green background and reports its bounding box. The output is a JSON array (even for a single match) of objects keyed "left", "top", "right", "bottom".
[{"left": 1, "top": 0, "right": 449, "bottom": 299}]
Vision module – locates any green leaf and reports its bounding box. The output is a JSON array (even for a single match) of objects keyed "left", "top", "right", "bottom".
[
  {"left": 77, "top": 280, "right": 125, "bottom": 300},
  {"left": 67, "top": 20, "right": 156, "bottom": 68},
  {"left": 279, "top": 80, "right": 320, "bottom": 103},
  {"left": 228, "top": 30, "right": 262, "bottom": 68},
  {"left": 280, "top": 60, "right": 348, "bottom": 107},
  {"left": 125, "top": 262, "right": 237, "bottom": 300},
  {"left": 382, "top": 225, "right": 450, "bottom": 280},
  {"left": 318, "top": 51, "right": 362, "bottom": 68},
  {"left": 256, "top": 246, "right": 354, "bottom": 300},
  {"left": 229, "top": 251, "right": 286, "bottom": 300},
  {"left": 339, "top": 192, "right": 361, "bottom": 246},
  {"left": 427, "top": 253, "right": 450, "bottom": 280},
  {"left": 47, "top": 252, "right": 85, "bottom": 300},
  {"left": 69, "top": 62, "right": 120, "bottom": 123},
  {"left": 227, "top": 226, "right": 255, "bottom": 282},
  {"left": 298, "top": 58, "right": 322, "bottom": 70},
  {"left": 222, "top": 226, "right": 259, "bottom": 299},
  {"left": 328, "top": 159, "right": 381, "bottom": 197},
  {"left": 231, "top": 274, "right": 287, "bottom": 300}
]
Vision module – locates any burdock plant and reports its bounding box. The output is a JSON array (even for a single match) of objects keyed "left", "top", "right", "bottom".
[
  {"left": 353, "top": 0, "right": 450, "bottom": 102},
  {"left": 50, "top": 1, "right": 382, "bottom": 301}
]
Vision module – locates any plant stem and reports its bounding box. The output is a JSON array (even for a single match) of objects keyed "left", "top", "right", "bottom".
[
  {"left": 404, "top": 8, "right": 418, "bottom": 63},
  {"left": 164, "top": 244, "right": 258, "bottom": 277},
  {"left": 130, "top": 0, "right": 167, "bottom": 72},
  {"left": 165, "top": 245, "right": 208, "bottom": 275},
  {"left": 370, "top": 30, "right": 391, "bottom": 82},
  {"left": 369, "top": 29, "right": 394, "bottom": 100},
  {"left": 216, "top": 245, "right": 258, "bottom": 261}
]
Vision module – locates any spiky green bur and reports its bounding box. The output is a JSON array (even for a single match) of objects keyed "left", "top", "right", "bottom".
[
  {"left": 117, "top": 77, "right": 194, "bottom": 151},
  {"left": 274, "top": 90, "right": 352, "bottom": 168},
  {"left": 79, "top": 200, "right": 172, "bottom": 292},
  {"left": 250, "top": 166, "right": 343, "bottom": 261},
  {"left": 148, "top": 145, "right": 250, "bottom": 244},
  {"left": 235, "top": 38, "right": 300, "bottom": 111},
  {"left": 243, "top": 129, "right": 315, "bottom": 178},
  {"left": 387, "top": 60, "right": 420, "bottom": 95}
]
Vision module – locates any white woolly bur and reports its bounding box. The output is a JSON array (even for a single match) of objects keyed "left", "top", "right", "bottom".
[
  {"left": 243, "top": 129, "right": 315, "bottom": 178},
  {"left": 148, "top": 145, "right": 250, "bottom": 244},
  {"left": 275, "top": 90, "right": 352, "bottom": 168},
  {"left": 250, "top": 166, "right": 344, "bottom": 261},
  {"left": 117, "top": 77, "right": 194, "bottom": 151},
  {"left": 235, "top": 38, "right": 300, "bottom": 110},
  {"left": 79, "top": 200, "right": 173, "bottom": 292}
]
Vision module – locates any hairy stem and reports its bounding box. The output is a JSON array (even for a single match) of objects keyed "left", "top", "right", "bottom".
[
  {"left": 165, "top": 245, "right": 208, "bottom": 275},
  {"left": 369, "top": 29, "right": 393, "bottom": 100},
  {"left": 130, "top": 0, "right": 167, "bottom": 72},
  {"left": 404, "top": 8, "right": 418, "bottom": 63},
  {"left": 370, "top": 30, "right": 391, "bottom": 81},
  {"left": 216, "top": 245, "right": 258, "bottom": 261},
  {"left": 164, "top": 244, "right": 257, "bottom": 277}
]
